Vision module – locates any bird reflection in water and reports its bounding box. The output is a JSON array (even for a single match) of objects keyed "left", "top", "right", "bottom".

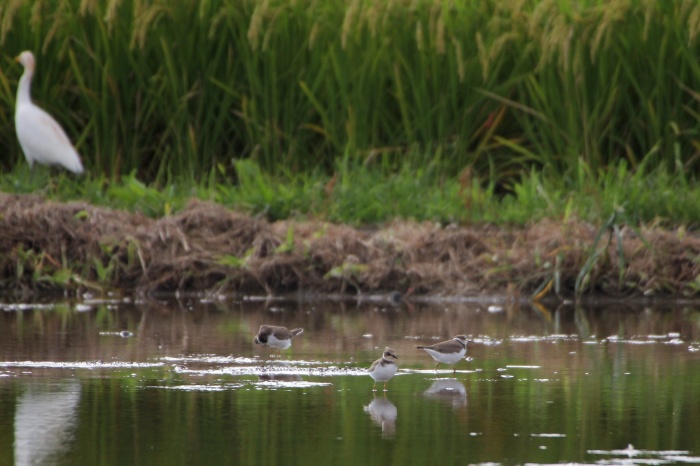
[
  {"left": 423, "top": 379, "right": 467, "bottom": 409},
  {"left": 364, "top": 396, "right": 397, "bottom": 438},
  {"left": 14, "top": 380, "right": 81, "bottom": 466},
  {"left": 258, "top": 373, "right": 303, "bottom": 383}
]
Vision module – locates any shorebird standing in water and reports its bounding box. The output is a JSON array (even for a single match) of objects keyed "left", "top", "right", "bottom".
[
  {"left": 368, "top": 348, "right": 399, "bottom": 391},
  {"left": 416, "top": 335, "right": 468, "bottom": 373},
  {"left": 254, "top": 325, "right": 304, "bottom": 356}
]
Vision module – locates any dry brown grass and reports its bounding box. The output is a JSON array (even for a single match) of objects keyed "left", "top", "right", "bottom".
[{"left": 1, "top": 194, "right": 699, "bottom": 298}]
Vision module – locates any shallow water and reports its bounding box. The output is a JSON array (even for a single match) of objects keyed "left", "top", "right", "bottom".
[{"left": 1, "top": 296, "right": 700, "bottom": 465}]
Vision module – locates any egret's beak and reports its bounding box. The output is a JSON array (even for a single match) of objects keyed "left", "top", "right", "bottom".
[{"left": 14, "top": 56, "right": 20, "bottom": 63}]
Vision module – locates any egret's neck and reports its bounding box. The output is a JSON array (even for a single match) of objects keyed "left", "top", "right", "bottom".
[{"left": 16, "top": 69, "right": 33, "bottom": 106}]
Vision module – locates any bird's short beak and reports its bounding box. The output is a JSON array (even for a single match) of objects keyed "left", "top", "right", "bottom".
[{"left": 14, "top": 55, "right": 20, "bottom": 63}]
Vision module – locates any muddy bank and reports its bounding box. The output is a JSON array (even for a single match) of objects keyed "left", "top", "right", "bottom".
[{"left": 0, "top": 194, "right": 698, "bottom": 299}]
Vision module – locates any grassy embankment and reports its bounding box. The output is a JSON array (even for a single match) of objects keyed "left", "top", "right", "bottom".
[{"left": 0, "top": 0, "right": 699, "bottom": 296}]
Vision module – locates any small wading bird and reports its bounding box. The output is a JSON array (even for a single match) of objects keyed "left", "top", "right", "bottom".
[
  {"left": 368, "top": 348, "right": 398, "bottom": 392},
  {"left": 416, "top": 335, "right": 469, "bottom": 374},
  {"left": 15, "top": 50, "right": 84, "bottom": 176},
  {"left": 254, "top": 325, "right": 304, "bottom": 356}
]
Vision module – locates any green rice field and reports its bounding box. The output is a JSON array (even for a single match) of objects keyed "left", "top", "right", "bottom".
[{"left": 1, "top": 0, "right": 700, "bottom": 225}]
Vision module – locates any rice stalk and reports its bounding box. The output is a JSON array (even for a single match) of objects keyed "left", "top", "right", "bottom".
[
  {"left": 590, "top": 0, "right": 629, "bottom": 62},
  {"left": 415, "top": 21, "right": 425, "bottom": 51},
  {"left": 341, "top": 0, "right": 360, "bottom": 50},
  {"left": 0, "top": 0, "right": 23, "bottom": 44},
  {"left": 131, "top": 2, "right": 170, "bottom": 50},
  {"left": 79, "top": 0, "right": 97, "bottom": 16},
  {"left": 686, "top": 1, "right": 700, "bottom": 44},
  {"left": 104, "top": 0, "right": 124, "bottom": 25},
  {"left": 247, "top": 0, "right": 269, "bottom": 50},
  {"left": 450, "top": 35, "right": 465, "bottom": 83},
  {"left": 434, "top": 10, "right": 445, "bottom": 54}
]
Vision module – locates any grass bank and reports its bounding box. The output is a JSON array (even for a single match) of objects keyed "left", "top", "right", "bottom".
[
  {"left": 2, "top": 158, "right": 700, "bottom": 226},
  {"left": 2, "top": 193, "right": 699, "bottom": 298},
  {"left": 1, "top": 161, "right": 700, "bottom": 298}
]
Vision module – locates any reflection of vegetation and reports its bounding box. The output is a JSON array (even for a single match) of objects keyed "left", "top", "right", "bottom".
[
  {"left": 1, "top": 301, "right": 700, "bottom": 463},
  {"left": 1, "top": 345, "right": 700, "bottom": 465}
]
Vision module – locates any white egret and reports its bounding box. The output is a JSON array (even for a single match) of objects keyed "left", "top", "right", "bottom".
[{"left": 14, "top": 50, "right": 84, "bottom": 175}]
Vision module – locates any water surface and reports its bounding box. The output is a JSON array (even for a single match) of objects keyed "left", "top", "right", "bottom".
[{"left": 1, "top": 297, "right": 700, "bottom": 465}]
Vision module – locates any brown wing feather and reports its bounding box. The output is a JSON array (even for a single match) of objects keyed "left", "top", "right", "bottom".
[
  {"left": 255, "top": 325, "right": 304, "bottom": 344},
  {"left": 416, "top": 339, "right": 464, "bottom": 353},
  {"left": 369, "top": 358, "right": 382, "bottom": 372}
]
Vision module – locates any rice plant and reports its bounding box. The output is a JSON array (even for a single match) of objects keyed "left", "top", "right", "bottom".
[{"left": 0, "top": 0, "right": 698, "bottom": 183}]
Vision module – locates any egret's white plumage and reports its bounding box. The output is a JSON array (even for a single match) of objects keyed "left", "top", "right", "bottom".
[{"left": 15, "top": 51, "right": 84, "bottom": 174}]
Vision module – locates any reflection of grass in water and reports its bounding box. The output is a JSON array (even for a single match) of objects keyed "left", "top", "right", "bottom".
[
  {"left": 17, "top": 352, "right": 700, "bottom": 465},
  {"left": 4, "top": 305, "right": 700, "bottom": 465}
]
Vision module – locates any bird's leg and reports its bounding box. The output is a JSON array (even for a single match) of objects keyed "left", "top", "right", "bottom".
[
  {"left": 383, "top": 382, "right": 388, "bottom": 392},
  {"left": 435, "top": 362, "right": 440, "bottom": 372},
  {"left": 372, "top": 382, "right": 377, "bottom": 392}
]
